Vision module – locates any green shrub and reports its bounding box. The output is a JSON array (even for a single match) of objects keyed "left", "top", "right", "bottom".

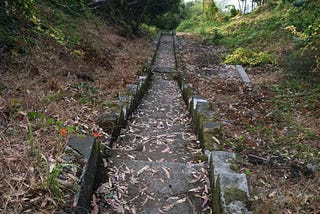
[
  {"left": 140, "top": 24, "right": 158, "bottom": 39},
  {"left": 4, "top": 0, "right": 35, "bottom": 20},
  {"left": 154, "top": 11, "right": 181, "bottom": 30},
  {"left": 177, "top": 19, "right": 196, "bottom": 31},
  {"left": 224, "top": 47, "right": 274, "bottom": 66},
  {"left": 204, "top": 27, "right": 223, "bottom": 45}
]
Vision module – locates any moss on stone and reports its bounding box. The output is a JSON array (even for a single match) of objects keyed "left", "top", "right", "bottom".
[
  {"left": 229, "top": 163, "right": 240, "bottom": 172},
  {"left": 192, "top": 154, "right": 207, "bottom": 162},
  {"left": 201, "top": 121, "right": 222, "bottom": 151},
  {"left": 224, "top": 185, "right": 248, "bottom": 205},
  {"left": 182, "top": 87, "right": 193, "bottom": 106},
  {"left": 198, "top": 111, "right": 216, "bottom": 125},
  {"left": 203, "top": 132, "right": 215, "bottom": 151},
  {"left": 118, "top": 108, "right": 126, "bottom": 128},
  {"left": 213, "top": 175, "right": 222, "bottom": 214}
]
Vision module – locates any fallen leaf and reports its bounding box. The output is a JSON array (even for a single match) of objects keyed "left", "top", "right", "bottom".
[
  {"left": 161, "top": 167, "right": 171, "bottom": 179},
  {"left": 176, "top": 198, "right": 187, "bottom": 203},
  {"left": 162, "top": 203, "right": 175, "bottom": 211},
  {"left": 127, "top": 154, "right": 136, "bottom": 160},
  {"left": 189, "top": 186, "right": 202, "bottom": 192},
  {"left": 202, "top": 196, "right": 209, "bottom": 208},
  {"left": 268, "top": 191, "right": 277, "bottom": 198},
  {"left": 142, "top": 197, "right": 148, "bottom": 206},
  {"left": 161, "top": 147, "right": 171, "bottom": 153},
  {"left": 137, "top": 165, "right": 150, "bottom": 176}
]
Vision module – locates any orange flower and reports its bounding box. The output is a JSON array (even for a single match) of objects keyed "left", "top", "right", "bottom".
[
  {"left": 60, "top": 128, "right": 67, "bottom": 136},
  {"left": 93, "top": 132, "right": 100, "bottom": 138}
]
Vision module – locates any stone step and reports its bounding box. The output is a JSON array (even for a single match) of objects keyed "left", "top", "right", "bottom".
[
  {"left": 113, "top": 137, "right": 202, "bottom": 159},
  {"left": 95, "top": 33, "right": 212, "bottom": 214},
  {"left": 98, "top": 159, "right": 209, "bottom": 214},
  {"left": 110, "top": 149, "right": 204, "bottom": 163}
]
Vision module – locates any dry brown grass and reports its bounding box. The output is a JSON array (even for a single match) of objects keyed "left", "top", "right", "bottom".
[{"left": 0, "top": 19, "right": 151, "bottom": 213}]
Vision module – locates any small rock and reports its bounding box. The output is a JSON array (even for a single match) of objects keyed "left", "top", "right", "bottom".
[{"left": 306, "top": 164, "right": 318, "bottom": 173}]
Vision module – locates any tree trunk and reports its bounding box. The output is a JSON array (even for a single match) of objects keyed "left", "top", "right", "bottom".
[
  {"left": 238, "top": 0, "right": 243, "bottom": 14},
  {"left": 244, "top": 0, "right": 247, "bottom": 14},
  {"left": 252, "top": 0, "right": 254, "bottom": 12}
]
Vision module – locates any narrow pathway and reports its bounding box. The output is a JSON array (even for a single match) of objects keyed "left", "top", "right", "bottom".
[{"left": 95, "top": 35, "right": 210, "bottom": 213}]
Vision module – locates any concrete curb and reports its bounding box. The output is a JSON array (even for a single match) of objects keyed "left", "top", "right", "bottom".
[
  {"left": 206, "top": 151, "right": 252, "bottom": 214},
  {"left": 236, "top": 65, "right": 250, "bottom": 83},
  {"left": 66, "top": 136, "right": 99, "bottom": 214},
  {"left": 108, "top": 31, "right": 161, "bottom": 145},
  {"left": 60, "top": 32, "right": 162, "bottom": 213},
  {"left": 173, "top": 32, "right": 252, "bottom": 214}
]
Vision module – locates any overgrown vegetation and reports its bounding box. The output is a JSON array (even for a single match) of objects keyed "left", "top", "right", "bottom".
[
  {"left": 224, "top": 47, "right": 273, "bottom": 66},
  {"left": 90, "top": 0, "right": 183, "bottom": 32},
  {"left": 178, "top": 0, "right": 320, "bottom": 72},
  {"left": 177, "top": 0, "right": 320, "bottom": 213}
]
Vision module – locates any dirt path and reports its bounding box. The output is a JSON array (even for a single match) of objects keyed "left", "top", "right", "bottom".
[{"left": 94, "top": 35, "right": 211, "bottom": 213}]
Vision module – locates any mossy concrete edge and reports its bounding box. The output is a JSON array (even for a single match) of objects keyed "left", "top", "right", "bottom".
[
  {"left": 173, "top": 31, "right": 251, "bottom": 214},
  {"left": 100, "top": 31, "right": 161, "bottom": 145},
  {"left": 66, "top": 136, "right": 99, "bottom": 214}
]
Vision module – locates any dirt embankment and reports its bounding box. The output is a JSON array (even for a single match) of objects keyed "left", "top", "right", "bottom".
[{"left": 0, "top": 21, "right": 151, "bottom": 212}]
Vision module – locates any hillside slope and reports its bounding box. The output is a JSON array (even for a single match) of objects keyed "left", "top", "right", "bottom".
[
  {"left": 178, "top": 0, "right": 320, "bottom": 72},
  {"left": 0, "top": 1, "right": 151, "bottom": 212},
  {"left": 177, "top": 1, "right": 320, "bottom": 213}
]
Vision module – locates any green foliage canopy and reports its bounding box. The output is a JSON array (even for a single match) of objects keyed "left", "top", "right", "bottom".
[{"left": 92, "top": 0, "right": 181, "bottom": 30}]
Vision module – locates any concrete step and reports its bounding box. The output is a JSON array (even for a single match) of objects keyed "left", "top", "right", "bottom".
[
  {"left": 110, "top": 149, "right": 204, "bottom": 163},
  {"left": 98, "top": 159, "right": 209, "bottom": 214},
  {"left": 114, "top": 137, "right": 202, "bottom": 159}
]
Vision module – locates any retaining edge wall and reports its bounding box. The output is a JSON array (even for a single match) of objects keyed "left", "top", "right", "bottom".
[
  {"left": 61, "top": 32, "right": 162, "bottom": 213},
  {"left": 173, "top": 32, "right": 252, "bottom": 214}
]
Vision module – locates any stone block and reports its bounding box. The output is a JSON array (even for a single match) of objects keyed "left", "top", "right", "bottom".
[
  {"left": 118, "top": 94, "right": 131, "bottom": 103},
  {"left": 200, "top": 121, "right": 221, "bottom": 151},
  {"left": 196, "top": 101, "right": 208, "bottom": 113},
  {"left": 181, "top": 83, "right": 193, "bottom": 106},
  {"left": 191, "top": 95, "right": 207, "bottom": 112},
  {"left": 193, "top": 102, "right": 209, "bottom": 134},
  {"left": 111, "top": 107, "right": 126, "bottom": 143},
  {"left": 126, "top": 84, "right": 138, "bottom": 95},
  {"left": 236, "top": 65, "right": 250, "bottom": 83},
  {"left": 96, "top": 112, "right": 118, "bottom": 135},
  {"left": 67, "top": 136, "right": 99, "bottom": 214},
  {"left": 190, "top": 96, "right": 207, "bottom": 126},
  {"left": 205, "top": 151, "right": 251, "bottom": 214}
]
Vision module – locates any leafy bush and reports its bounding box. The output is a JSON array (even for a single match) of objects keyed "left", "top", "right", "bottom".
[
  {"left": 154, "top": 11, "right": 181, "bottom": 30},
  {"left": 204, "top": 27, "right": 223, "bottom": 45},
  {"left": 177, "top": 19, "right": 197, "bottom": 31},
  {"left": 0, "top": 0, "right": 37, "bottom": 56},
  {"left": 284, "top": 1, "right": 320, "bottom": 72},
  {"left": 224, "top": 47, "right": 274, "bottom": 66},
  {"left": 4, "top": 0, "right": 35, "bottom": 20},
  {"left": 140, "top": 24, "right": 158, "bottom": 38}
]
